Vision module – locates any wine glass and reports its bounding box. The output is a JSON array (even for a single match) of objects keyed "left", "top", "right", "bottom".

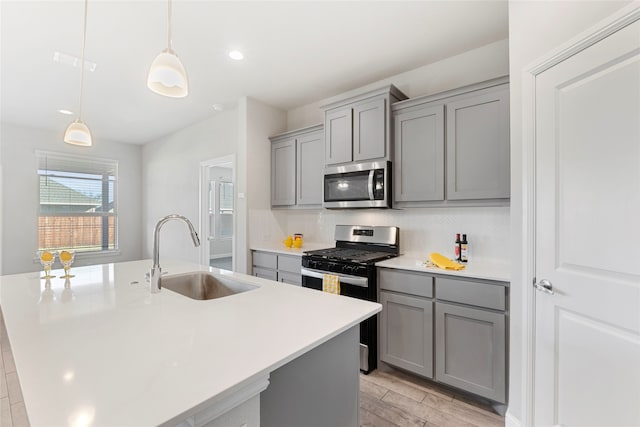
[
  {"left": 58, "top": 250, "right": 75, "bottom": 279},
  {"left": 38, "top": 251, "right": 56, "bottom": 279}
]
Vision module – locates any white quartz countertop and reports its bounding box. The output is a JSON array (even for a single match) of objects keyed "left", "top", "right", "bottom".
[
  {"left": 0, "top": 259, "right": 380, "bottom": 426},
  {"left": 376, "top": 255, "right": 510, "bottom": 282},
  {"left": 250, "top": 242, "right": 332, "bottom": 257}
]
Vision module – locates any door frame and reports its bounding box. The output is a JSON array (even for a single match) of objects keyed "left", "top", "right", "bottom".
[
  {"left": 199, "top": 154, "right": 236, "bottom": 270},
  {"left": 519, "top": 5, "right": 640, "bottom": 426}
]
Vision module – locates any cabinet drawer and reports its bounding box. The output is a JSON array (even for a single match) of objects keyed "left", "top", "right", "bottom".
[
  {"left": 435, "top": 277, "right": 505, "bottom": 311},
  {"left": 379, "top": 268, "right": 433, "bottom": 298},
  {"left": 278, "top": 255, "right": 301, "bottom": 274},
  {"left": 253, "top": 267, "right": 277, "bottom": 281},
  {"left": 252, "top": 251, "right": 277, "bottom": 270},
  {"left": 278, "top": 271, "right": 302, "bottom": 286}
]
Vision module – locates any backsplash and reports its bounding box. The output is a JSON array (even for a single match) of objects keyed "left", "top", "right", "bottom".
[{"left": 250, "top": 207, "right": 510, "bottom": 264}]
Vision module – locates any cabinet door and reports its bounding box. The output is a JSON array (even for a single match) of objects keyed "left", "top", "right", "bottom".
[
  {"left": 435, "top": 302, "right": 506, "bottom": 403},
  {"left": 394, "top": 105, "right": 445, "bottom": 202},
  {"left": 271, "top": 138, "right": 296, "bottom": 206},
  {"left": 380, "top": 291, "right": 433, "bottom": 378},
  {"left": 325, "top": 107, "right": 353, "bottom": 165},
  {"left": 353, "top": 97, "right": 386, "bottom": 161},
  {"left": 446, "top": 86, "right": 510, "bottom": 200},
  {"left": 296, "top": 131, "right": 324, "bottom": 206}
]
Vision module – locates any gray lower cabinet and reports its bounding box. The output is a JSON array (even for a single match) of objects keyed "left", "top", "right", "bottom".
[
  {"left": 392, "top": 77, "right": 510, "bottom": 205},
  {"left": 378, "top": 267, "right": 508, "bottom": 404},
  {"left": 270, "top": 124, "right": 323, "bottom": 208},
  {"left": 380, "top": 291, "right": 433, "bottom": 378},
  {"left": 251, "top": 250, "right": 301, "bottom": 286},
  {"left": 435, "top": 302, "right": 506, "bottom": 403}
]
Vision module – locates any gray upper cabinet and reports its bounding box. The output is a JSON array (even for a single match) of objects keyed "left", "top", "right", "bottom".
[
  {"left": 392, "top": 76, "right": 510, "bottom": 206},
  {"left": 270, "top": 124, "right": 323, "bottom": 209},
  {"left": 446, "top": 86, "right": 510, "bottom": 200},
  {"left": 296, "top": 131, "right": 324, "bottom": 206},
  {"left": 271, "top": 137, "right": 296, "bottom": 206},
  {"left": 393, "top": 104, "right": 445, "bottom": 202},
  {"left": 353, "top": 97, "right": 386, "bottom": 161},
  {"left": 322, "top": 85, "right": 408, "bottom": 167},
  {"left": 325, "top": 108, "right": 353, "bottom": 165}
]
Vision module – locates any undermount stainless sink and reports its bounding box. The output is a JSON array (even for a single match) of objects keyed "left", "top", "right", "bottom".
[{"left": 161, "top": 272, "right": 257, "bottom": 300}]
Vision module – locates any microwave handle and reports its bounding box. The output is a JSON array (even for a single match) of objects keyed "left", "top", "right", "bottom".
[{"left": 368, "top": 170, "right": 375, "bottom": 200}]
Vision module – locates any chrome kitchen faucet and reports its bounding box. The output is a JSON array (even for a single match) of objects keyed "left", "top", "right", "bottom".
[{"left": 150, "top": 214, "right": 200, "bottom": 293}]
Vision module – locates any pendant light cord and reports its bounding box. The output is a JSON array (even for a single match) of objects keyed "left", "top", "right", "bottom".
[
  {"left": 78, "top": 0, "right": 88, "bottom": 120},
  {"left": 167, "top": 0, "right": 173, "bottom": 52}
]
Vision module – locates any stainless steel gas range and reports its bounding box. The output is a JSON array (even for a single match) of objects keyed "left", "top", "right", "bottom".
[{"left": 301, "top": 225, "right": 400, "bottom": 373}]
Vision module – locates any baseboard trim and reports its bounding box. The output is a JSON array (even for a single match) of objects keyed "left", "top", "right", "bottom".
[{"left": 505, "top": 410, "right": 522, "bottom": 427}]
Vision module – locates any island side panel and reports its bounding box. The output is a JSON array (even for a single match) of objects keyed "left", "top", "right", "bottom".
[{"left": 260, "top": 326, "right": 360, "bottom": 427}]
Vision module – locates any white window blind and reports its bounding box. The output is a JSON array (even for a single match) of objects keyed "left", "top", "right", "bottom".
[{"left": 36, "top": 151, "right": 118, "bottom": 252}]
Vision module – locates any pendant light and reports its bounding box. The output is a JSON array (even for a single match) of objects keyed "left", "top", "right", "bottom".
[
  {"left": 64, "top": 0, "right": 92, "bottom": 147},
  {"left": 147, "top": 0, "right": 188, "bottom": 98}
]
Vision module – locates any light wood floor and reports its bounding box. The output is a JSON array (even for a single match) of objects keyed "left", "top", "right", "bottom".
[{"left": 360, "top": 367, "right": 504, "bottom": 427}]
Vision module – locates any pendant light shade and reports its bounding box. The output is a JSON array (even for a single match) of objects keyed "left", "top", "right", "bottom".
[
  {"left": 64, "top": 119, "right": 93, "bottom": 146},
  {"left": 64, "top": 0, "right": 92, "bottom": 147},
  {"left": 148, "top": 0, "right": 188, "bottom": 98},
  {"left": 147, "top": 48, "right": 188, "bottom": 97}
]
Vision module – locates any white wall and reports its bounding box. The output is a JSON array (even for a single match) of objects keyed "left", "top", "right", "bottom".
[
  {"left": 251, "top": 39, "right": 512, "bottom": 264},
  {"left": 507, "top": 1, "right": 632, "bottom": 425},
  {"left": 0, "top": 123, "right": 143, "bottom": 274},
  {"left": 141, "top": 111, "right": 238, "bottom": 265},
  {"left": 287, "top": 39, "right": 509, "bottom": 129},
  {"left": 237, "top": 97, "right": 286, "bottom": 273}
]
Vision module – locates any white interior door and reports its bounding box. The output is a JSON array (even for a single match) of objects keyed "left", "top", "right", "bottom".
[{"left": 534, "top": 17, "right": 640, "bottom": 426}]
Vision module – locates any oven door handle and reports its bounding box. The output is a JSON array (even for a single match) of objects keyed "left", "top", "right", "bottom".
[
  {"left": 301, "top": 267, "right": 369, "bottom": 288},
  {"left": 367, "top": 169, "right": 375, "bottom": 200}
]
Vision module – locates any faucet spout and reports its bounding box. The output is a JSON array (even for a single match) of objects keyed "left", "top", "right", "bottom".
[{"left": 150, "top": 214, "right": 200, "bottom": 293}]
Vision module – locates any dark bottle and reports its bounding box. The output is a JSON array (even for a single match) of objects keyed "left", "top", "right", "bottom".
[
  {"left": 460, "top": 234, "right": 468, "bottom": 263},
  {"left": 455, "top": 233, "right": 461, "bottom": 261}
]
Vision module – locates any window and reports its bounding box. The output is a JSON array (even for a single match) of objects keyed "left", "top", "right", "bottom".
[
  {"left": 209, "top": 180, "right": 233, "bottom": 239},
  {"left": 37, "top": 151, "right": 117, "bottom": 252}
]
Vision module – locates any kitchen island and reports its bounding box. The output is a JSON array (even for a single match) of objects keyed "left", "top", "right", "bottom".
[{"left": 0, "top": 259, "right": 380, "bottom": 426}]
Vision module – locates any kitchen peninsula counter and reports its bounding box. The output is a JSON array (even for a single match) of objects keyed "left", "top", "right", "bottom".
[{"left": 0, "top": 259, "right": 379, "bottom": 426}]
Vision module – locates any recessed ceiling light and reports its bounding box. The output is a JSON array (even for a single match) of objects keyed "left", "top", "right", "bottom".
[
  {"left": 58, "top": 109, "right": 74, "bottom": 115},
  {"left": 212, "top": 104, "right": 224, "bottom": 112},
  {"left": 228, "top": 50, "right": 244, "bottom": 61}
]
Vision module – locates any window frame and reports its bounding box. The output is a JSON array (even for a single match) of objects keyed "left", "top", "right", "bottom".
[{"left": 36, "top": 150, "right": 119, "bottom": 255}]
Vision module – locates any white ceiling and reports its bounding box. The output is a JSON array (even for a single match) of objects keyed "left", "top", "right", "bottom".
[{"left": 1, "top": 1, "right": 508, "bottom": 145}]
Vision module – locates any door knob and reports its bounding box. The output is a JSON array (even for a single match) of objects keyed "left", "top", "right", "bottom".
[{"left": 534, "top": 278, "right": 555, "bottom": 295}]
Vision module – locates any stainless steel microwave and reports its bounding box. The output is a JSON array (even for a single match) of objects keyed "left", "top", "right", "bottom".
[{"left": 323, "top": 161, "right": 391, "bottom": 209}]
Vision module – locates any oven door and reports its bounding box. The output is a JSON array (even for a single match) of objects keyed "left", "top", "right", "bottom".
[
  {"left": 323, "top": 161, "right": 390, "bottom": 209},
  {"left": 301, "top": 267, "right": 374, "bottom": 372},
  {"left": 300, "top": 267, "right": 368, "bottom": 297}
]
